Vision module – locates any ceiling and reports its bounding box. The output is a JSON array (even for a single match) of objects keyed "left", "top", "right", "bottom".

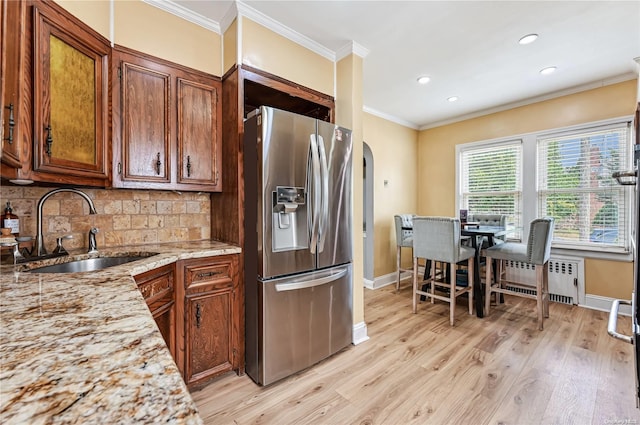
[{"left": 172, "top": 0, "right": 640, "bottom": 129}]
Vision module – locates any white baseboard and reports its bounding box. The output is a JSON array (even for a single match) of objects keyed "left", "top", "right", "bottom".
[
  {"left": 583, "top": 294, "right": 632, "bottom": 316},
  {"left": 365, "top": 268, "right": 424, "bottom": 290},
  {"left": 352, "top": 321, "right": 369, "bottom": 345}
]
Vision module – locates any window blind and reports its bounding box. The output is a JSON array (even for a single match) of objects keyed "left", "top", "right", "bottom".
[
  {"left": 537, "top": 123, "right": 631, "bottom": 251},
  {"left": 460, "top": 141, "right": 523, "bottom": 240}
]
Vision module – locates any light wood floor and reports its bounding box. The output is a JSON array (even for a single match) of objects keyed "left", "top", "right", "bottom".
[{"left": 192, "top": 282, "right": 639, "bottom": 424}]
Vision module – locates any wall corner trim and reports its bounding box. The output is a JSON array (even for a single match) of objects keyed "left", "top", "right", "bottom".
[{"left": 353, "top": 321, "right": 369, "bottom": 345}]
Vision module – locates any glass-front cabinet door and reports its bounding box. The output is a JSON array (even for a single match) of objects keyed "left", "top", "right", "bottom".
[{"left": 32, "top": 3, "right": 109, "bottom": 182}]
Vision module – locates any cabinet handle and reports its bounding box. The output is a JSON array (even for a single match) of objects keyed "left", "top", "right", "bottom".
[
  {"left": 3, "top": 104, "right": 14, "bottom": 144},
  {"left": 197, "top": 271, "right": 221, "bottom": 278},
  {"left": 155, "top": 152, "right": 161, "bottom": 175},
  {"left": 45, "top": 125, "right": 53, "bottom": 156},
  {"left": 186, "top": 155, "right": 192, "bottom": 177},
  {"left": 195, "top": 303, "right": 202, "bottom": 328},
  {"left": 117, "top": 162, "right": 122, "bottom": 175}
]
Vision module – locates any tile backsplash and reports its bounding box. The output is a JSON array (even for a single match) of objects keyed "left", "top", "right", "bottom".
[{"left": 0, "top": 185, "right": 211, "bottom": 251}]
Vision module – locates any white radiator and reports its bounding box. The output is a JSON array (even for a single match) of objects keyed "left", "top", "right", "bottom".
[{"left": 503, "top": 256, "right": 585, "bottom": 305}]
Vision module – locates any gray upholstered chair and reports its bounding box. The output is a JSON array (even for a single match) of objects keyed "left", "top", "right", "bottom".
[
  {"left": 467, "top": 213, "right": 508, "bottom": 247},
  {"left": 394, "top": 214, "right": 415, "bottom": 291},
  {"left": 412, "top": 217, "right": 475, "bottom": 326},
  {"left": 484, "top": 217, "right": 555, "bottom": 330}
]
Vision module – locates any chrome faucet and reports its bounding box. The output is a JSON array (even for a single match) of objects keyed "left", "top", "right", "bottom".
[{"left": 35, "top": 188, "right": 97, "bottom": 257}]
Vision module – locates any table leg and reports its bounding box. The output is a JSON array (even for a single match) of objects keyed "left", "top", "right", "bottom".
[{"left": 472, "top": 236, "right": 484, "bottom": 318}]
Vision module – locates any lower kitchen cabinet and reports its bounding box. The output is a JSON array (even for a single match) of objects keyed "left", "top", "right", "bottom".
[
  {"left": 134, "top": 264, "right": 177, "bottom": 363},
  {"left": 178, "top": 254, "right": 241, "bottom": 388}
]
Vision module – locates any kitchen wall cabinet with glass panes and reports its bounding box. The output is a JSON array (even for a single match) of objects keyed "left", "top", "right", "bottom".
[
  {"left": 1, "top": 0, "right": 110, "bottom": 186},
  {"left": 32, "top": 0, "right": 110, "bottom": 185},
  {"left": 112, "top": 46, "right": 222, "bottom": 192}
]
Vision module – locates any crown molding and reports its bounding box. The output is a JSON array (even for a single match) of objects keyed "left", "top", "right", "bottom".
[
  {"left": 236, "top": 1, "right": 336, "bottom": 61},
  {"left": 142, "top": 0, "right": 221, "bottom": 33},
  {"left": 419, "top": 73, "right": 638, "bottom": 130},
  {"left": 363, "top": 106, "right": 419, "bottom": 130},
  {"left": 220, "top": 2, "right": 238, "bottom": 34},
  {"left": 336, "top": 41, "right": 370, "bottom": 61}
]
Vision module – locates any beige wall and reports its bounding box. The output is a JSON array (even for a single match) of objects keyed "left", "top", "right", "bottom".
[
  {"left": 418, "top": 79, "right": 638, "bottom": 298},
  {"left": 241, "top": 18, "right": 334, "bottom": 95},
  {"left": 223, "top": 18, "right": 238, "bottom": 74},
  {"left": 114, "top": 1, "right": 221, "bottom": 76},
  {"left": 54, "top": 0, "right": 222, "bottom": 76},
  {"left": 336, "top": 54, "right": 364, "bottom": 325},
  {"left": 363, "top": 113, "right": 419, "bottom": 277},
  {"left": 54, "top": 0, "right": 110, "bottom": 39}
]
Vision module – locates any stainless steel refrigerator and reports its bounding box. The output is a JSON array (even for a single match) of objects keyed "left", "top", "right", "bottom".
[
  {"left": 609, "top": 143, "right": 640, "bottom": 408},
  {"left": 244, "top": 106, "right": 353, "bottom": 386}
]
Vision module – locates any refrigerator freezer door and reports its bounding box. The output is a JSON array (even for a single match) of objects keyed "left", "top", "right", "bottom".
[
  {"left": 259, "top": 107, "right": 317, "bottom": 279},
  {"left": 316, "top": 121, "right": 353, "bottom": 269},
  {"left": 250, "top": 264, "right": 353, "bottom": 386}
]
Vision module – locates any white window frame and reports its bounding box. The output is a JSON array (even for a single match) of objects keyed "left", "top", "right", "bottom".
[{"left": 455, "top": 116, "right": 633, "bottom": 259}]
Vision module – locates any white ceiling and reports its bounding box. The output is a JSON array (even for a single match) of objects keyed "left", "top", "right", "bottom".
[{"left": 171, "top": 0, "right": 640, "bottom": 129}]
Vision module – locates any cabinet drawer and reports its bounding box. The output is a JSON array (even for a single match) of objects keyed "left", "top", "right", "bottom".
[
  {"left": 135, "top": 264, "right": 175, "bottom": 307},
  {"left": 184, "top": 262, "right": 232, "bottom": 290}
]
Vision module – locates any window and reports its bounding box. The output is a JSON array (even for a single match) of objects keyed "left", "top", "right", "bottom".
[
  {"left": 538, "top": 123, "right": 631, "bottom": 252},
  {"left": 460, "top": 141, "right": 523, "bottom": 240},
  {"left": 457, "top": 119, "right": 632, "bottom": 254}
]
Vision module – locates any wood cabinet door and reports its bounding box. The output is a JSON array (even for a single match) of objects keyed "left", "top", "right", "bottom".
[
  {"left": 176, "top": 77, "right": 221, "bottom": 190},
  {"left": 31, "top": 2, "right": 109, "bottom": 180},
  {"left": 1, "top": 0, "right": 25, "bottom": 169},
  {"left": 114, "top": 56, "right": 171, "bottom": 185},
  {"left": 180, "top": 254, "right": 240, "bottom": 387},
  {"left": 134, "top": 264, "right": 177, "bottom": 363},
  {"left": 184, "top": 288, "right": 234, "bottom": 386}
]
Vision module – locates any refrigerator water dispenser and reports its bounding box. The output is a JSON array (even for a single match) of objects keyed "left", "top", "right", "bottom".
[{"left": 272, "top": 186, "right": 306, "bottom": 252}]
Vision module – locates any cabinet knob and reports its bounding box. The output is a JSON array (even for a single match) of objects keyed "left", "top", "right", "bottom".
[{"left": 3, "top": 104, "right": 14, "bottom": 144}]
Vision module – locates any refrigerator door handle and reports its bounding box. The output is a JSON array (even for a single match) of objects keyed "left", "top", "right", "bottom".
[
  {"left": 309, "top": 134, "right": 322, "bottom": 253},
  {"left": 317, "top": 135, "right": 329, "bottom": 252},
  {"left": 607, "top": 298, "right": 634, "bottom": 344},
  {"left": 275, "top": 267, "right": 348, "bottom": 292},
  {"left": 612, "top": 169, "right": 637, "bottom": 185}
]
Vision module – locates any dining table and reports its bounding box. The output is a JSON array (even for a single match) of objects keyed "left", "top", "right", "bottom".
[{"left": 460, "top": 224, "right": 508, "bottom": 318}]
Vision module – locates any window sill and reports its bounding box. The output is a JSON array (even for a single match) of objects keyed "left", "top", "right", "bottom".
[{"left": 551, "top": 247, "right": 633, "bottom": 262}]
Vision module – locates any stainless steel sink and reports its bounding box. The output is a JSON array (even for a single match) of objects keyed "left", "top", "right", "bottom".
[{"left": 27, "top": 255, "right": 154, "bottom": 273}]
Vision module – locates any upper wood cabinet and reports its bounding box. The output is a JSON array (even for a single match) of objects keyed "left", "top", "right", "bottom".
[
  {"left": 31, "top": 1, "right": 110, "bottom": 183},
  {"left": 0, "top": 0, "right": 26, "bottom": 169},
  {"left": 112, "top": 46, "right": 222, "bottom": 192}
]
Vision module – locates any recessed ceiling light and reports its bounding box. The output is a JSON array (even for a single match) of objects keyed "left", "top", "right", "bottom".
[
  {"left": 417, "top": 76, "right": 431, "bottom": 85},
  {"left": 540, "top": 66, "right": 557, "bottom": 75},
  {"left": 447, "top": 96, "right": 459, "bottom": 102},
  {"left": 518, "top": 33, "right": 538, "bottom": 45}
]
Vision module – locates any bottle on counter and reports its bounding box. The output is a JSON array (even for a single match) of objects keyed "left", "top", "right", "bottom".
[{"left": 2, "top": 201, "right": 19, "bottom": 236}]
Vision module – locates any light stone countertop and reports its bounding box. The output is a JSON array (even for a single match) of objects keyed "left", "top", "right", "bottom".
[{"left": 0, "top": 240, "right": 241, "bottom": 424}]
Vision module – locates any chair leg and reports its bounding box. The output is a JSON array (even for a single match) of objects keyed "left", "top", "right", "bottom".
[
  {"left": 535, "top": 264, "right": 544, "bottom": 330},
  {"left": 450, "top": 264, "right": 456, "bottom": 326},
  {"left": 485, "top": 256, "right": 492, "bottom": 315},
  {"left": 412, "top": 257, "right": 418, "bottom": 313},
  {"left": 396, "top": 245, "right": 402, "bottom": 292},
  {"left": 543, "top": 263, "right": 550, "bottom": 318},
  {"left": 468, "top": 257, "right": 474, "bottom": 315},
  {"left": 430, "top": 261, "right": 436, "bottom": 304}
]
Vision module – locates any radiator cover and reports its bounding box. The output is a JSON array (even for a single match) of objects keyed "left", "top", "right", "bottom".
[{"left": 503, "top": 256, "right": 585, "bottom": 305}]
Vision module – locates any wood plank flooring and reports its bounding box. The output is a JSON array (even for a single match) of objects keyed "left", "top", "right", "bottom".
[{"left": 191, "top": 283, "right": 639, "bottom": 424}]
